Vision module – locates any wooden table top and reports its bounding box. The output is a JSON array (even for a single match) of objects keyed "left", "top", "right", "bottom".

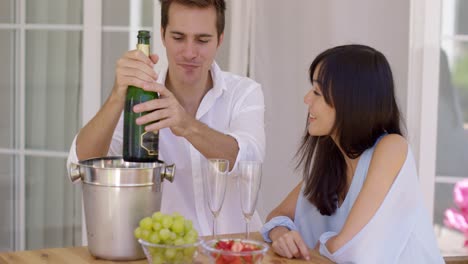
[
  {"left": 0, "top": 232, "right": 332, "bottom": 264},
  {"left": 1, "top": 232, "right": 466, "bottom": 263}
]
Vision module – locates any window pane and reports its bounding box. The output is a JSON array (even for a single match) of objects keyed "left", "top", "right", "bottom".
[
  {"left": 436, "top": 44, "right": 468, "bottom": 255},
  {"left": 436, "top": 42, "right": 468, "bottom": 176},
  {"left": 26, "top": 0, "right": 82, "bottom": 24},
  {"left": 0, "top": 30, "right": 15, "bottom": 149},
  {"left": 25, "top": 30, "right": 81, "bottom": 151},
  {"left": 0, "top": 0, "right": 14, "bottom": 23},
  {"left": 25, "top": 156, "right": 81, "bottom": 250},
  {"left": 0, "top": 155, "right": 14, "bottom": 251},
  {"left": 442, "top": 0, "right": 468, "bottom": 35},
  {"left": 103, "top": 0, "right": 153, "bottom": 27},
  {"left": 101, "top": 32, "right": 132, "bottom": 104},
  {"left": 433, "top": 182, "right": 466, "bottom": 256}
]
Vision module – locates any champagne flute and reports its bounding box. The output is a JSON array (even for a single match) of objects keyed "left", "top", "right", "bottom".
[
  {"left": 237, "top": 160, "right": 262, "bottom": 239},
  {"left": 202, "top": 158, "right": 229, "bottom": 238}
]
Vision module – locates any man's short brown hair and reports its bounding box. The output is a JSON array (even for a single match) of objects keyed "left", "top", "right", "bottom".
[{"left": 159, "top": 0, "right": 226, "bottom": 40}]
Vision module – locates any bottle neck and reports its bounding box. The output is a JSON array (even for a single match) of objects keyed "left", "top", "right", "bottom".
[{"left": 137, "top": 39, "right": 150, "bottom": 57}]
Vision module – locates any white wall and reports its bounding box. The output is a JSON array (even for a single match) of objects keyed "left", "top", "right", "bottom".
[{"left": 252, "top": 0, "right": 411, "bottom": 219}]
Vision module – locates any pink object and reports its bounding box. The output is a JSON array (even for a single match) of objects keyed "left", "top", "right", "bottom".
[{"left": 444, "top": 179, "right": 468, "bottom": 247}]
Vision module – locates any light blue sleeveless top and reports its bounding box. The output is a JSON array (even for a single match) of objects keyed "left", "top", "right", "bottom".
[{"left": 294, "top": 137, "right": 444, "bottom": 263}]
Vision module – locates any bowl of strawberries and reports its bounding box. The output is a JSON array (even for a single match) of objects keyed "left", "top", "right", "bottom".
[{"left": 201, "top": 238, "right": 269, "bottom": 264}]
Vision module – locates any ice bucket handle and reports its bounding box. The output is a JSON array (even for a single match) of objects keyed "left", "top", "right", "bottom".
[
  {"left": 69, "top": 163, "right": 82, "bottom": 183},
  {"left": 161, "top": 163, "right": 176, "bottom": 183}
]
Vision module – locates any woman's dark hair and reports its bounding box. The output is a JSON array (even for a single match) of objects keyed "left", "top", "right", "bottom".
[{"left": 296, "top": 44, "right": 404, "bottom": 215}]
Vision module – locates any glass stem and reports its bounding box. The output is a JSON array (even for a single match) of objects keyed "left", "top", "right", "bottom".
[
  {"left": 213, "top": 217, "right": 217, "bottom": 239},
  {"left": 245, "top": 218, "right": 251, "bottom": 239}
]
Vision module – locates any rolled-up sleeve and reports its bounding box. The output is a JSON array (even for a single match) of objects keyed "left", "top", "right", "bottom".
[
  {"left": 66, "top": 135, "right": 79, "bottom": 170},
  {"left": 66, "top": 114, "right": 124, "bottom": 171},
  {"left": 225, "top": 83, "right": 265, "bottom": 169}
]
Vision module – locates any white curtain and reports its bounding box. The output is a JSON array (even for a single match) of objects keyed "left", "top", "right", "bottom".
[{"left": 226, "top": 0, "right": 253, "bottom": 76}]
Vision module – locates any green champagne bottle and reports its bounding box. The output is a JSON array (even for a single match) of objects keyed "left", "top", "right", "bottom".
[{"left": 123, "top": 30, "right": 159, "bottom": 162}]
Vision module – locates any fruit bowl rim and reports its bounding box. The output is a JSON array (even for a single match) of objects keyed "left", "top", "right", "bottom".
[
  {"left": 138, "top": 238, "right": 202, "bottom": 249},
  {"left": 201, "top": 238, "right": 269, "bottom": 257}
]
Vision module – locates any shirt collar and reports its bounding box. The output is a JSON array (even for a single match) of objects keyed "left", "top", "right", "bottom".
[
  {"left": 157, "top": 61, "right": 226, "bottom": 120},
  {"left": 157, "top": 61, "right": 227, "bottom": 93}
]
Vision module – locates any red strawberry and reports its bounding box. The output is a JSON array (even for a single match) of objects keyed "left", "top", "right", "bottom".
[
  {"left": 242, "top": 255, "right": 253, "bottom": 263},
  {"left": 231, "top": 241, "right": 244, "bottom": 252},
  {"left": 230, "top": 258, "right": 243, "bottom": 264}
]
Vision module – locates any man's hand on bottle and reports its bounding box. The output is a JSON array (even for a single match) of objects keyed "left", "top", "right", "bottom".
[
  {"left": 111, "top": 50, "right": 159, "bottom": 101},
  {"left": 133, "top": 83, "right": 195, "bottom": 138}
]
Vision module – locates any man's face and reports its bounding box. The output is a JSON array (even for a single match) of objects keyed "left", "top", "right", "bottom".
[{"left": 162, "top": 3, "right": 223, "bottom": 87}]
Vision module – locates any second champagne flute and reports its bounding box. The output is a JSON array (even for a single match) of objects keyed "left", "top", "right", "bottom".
[
  {"left": 238, "top": 160, "right": 262, "bottom": 239},
  {"left": 202, "top": 158, "right": 229, "bottom": 238}
]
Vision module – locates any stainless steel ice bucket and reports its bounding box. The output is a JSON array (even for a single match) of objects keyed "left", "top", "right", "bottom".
[{"left": 68, "top": 156, "right": 175, "bottom": 261}]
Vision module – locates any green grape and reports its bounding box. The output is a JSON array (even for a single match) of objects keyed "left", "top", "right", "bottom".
[
  {"left": 151, "top": 253, "right": 164, "bottom": 264},
  {"left": 159, "top": 228, "right": 171, "bottom": 241},
  {"left": 153, "top": 247, "right": 163, "bottom": 256},
  {"left": 161, "top": 215, "right": 174, "bottom": 229},
  {"left": 152, "top": 221, "right": 162, "bottom": 231},
  {"left": 183, "top": 226, "right": 198, "bottom": 244},
  {"left": 183, "top": 255, "right": 193, "bottom": 263},
  {"left": 174, "top": 215, "right": 185, "bottom": 223},
  {"left": 174, "top": 251, "right": 184, "bottom": 262},
  {"left": 152, "top": 212, "right": 164, "bottom": 222},
  {"left": 141, "top": 229, "right": 151, "bottom": 241},
  {"left": 184, "top": 247, "right": 196, "bottom": 257},
  {"left": 172, "top": 212, "right": 182, "bottom": 218},
  {"left": 170, "top": 231, "right": 176, "bottom": 241},
  {"left": 184, "top": 219, "right": 193, "bottom": 233},
  {"left": 165, "top": 248, "right": 177, "bottom": 259},
  {"left": 140, "top": 217, "right": 153, "bottom": 230},
  {"left": 134, "top": 227, "right": 142, "bottom": 239},
  {"left": 171, "top": 218, "right": 185, "bottom": 234},
  {"left": 149, "top": 232, "right": 160, "bottom": 244},
  {"left": 184, "top": 235, "right": 197, "bottom": 245},
  {"left": 149, "top": 248, "right": 157, "bottom": 255},
  {"left": 186, "top": 229, "right": 198, "bottom": 238},
  {"left": 173, "top": 238, "right": 185, "bottom": 246},
  {"left": 137, "top": 211, "right": 200, "bottom": 263}
]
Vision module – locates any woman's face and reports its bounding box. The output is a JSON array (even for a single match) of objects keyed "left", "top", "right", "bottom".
[{"left": 303, "top": 66, "right": 336, "bottom": 137}]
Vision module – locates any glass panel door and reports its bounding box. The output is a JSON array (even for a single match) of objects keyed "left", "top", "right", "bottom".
[
  {"left": 26, "top": 0, "right": 82, "bottom": 24},
  {"left": 0, "top": 0, "right": 14, "bottom": 23},
  {"left": 0, "top": 155, "right": 14, "bottom": 251},
  {"left": 435, "top": 0, "right": 468, "bottom": 255},
  {"left": 0, "top": 29, "right": 15, "bottom": 149},
  {"left": 25, "top": 30, "right": 81, "bottom": 152},
  {"left": 25, "top": 157, "right": 81, "bottom": 249},
  {"left": 0, "top": 28, "right": 15, "bottom": 251},
  {"left": 101, "top": 0, "right": 154, "bottom": 104},
  {"left": 0, "top": 0, "right": 83, "bottom": 251}
]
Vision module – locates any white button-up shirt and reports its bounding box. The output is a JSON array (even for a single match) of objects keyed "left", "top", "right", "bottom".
[{"left": 68, "top": 62, "right": 266, "bottom": 236}]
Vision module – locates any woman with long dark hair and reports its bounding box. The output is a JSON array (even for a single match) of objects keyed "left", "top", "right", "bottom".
[{"left": 261, "top": 45, "right": 443, "bottom": 263}]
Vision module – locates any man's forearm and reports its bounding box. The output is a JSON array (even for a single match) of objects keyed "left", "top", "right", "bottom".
[
  {"left": 76, "top": 95, "right": 124, "bottom": 160},
  {"left": 183, "top": 119, "right": 239, "bottom": 169}
]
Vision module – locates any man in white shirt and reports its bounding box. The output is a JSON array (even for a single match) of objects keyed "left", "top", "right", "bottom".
[{"left": 67, "top": 0, "right": 265, "bottom": 235}]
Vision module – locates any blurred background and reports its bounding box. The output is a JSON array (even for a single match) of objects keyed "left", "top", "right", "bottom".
[{"left": 0, "top": 0, "right": 467, "bottom": 257}]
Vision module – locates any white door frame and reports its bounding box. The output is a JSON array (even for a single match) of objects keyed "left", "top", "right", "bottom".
[
  {"left": 407, "top": 0, "right": 441, "bottom": 220},
  {"left": 81, "top": 0, "right": 102, "bottom": 245}
]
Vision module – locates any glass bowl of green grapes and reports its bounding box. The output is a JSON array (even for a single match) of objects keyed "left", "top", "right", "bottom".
[{"left": 134, "top": 212, "right": 201, "bottom": 264}]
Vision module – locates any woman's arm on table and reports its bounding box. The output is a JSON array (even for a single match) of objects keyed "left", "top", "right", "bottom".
[{"left": 263, "top": 182, "right": 310, "bottom": 260}]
